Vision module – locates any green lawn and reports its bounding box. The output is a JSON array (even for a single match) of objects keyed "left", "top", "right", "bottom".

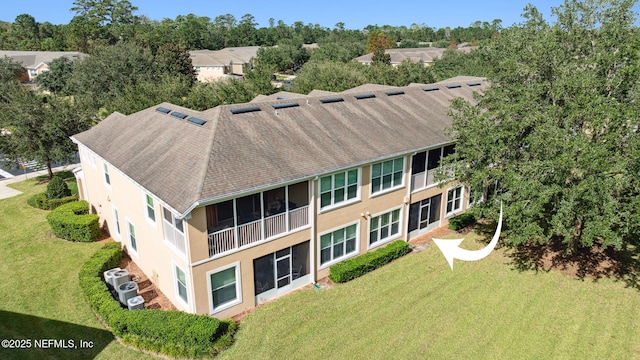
[
  {"left": 3, "top": 177, "right": 640, "bottom": 359},
  {"left": 221, "top": 234, "right": 640, "bottom": 359},
  {"left": 0, "top": 179, "right": 157, "bottom": 360}
]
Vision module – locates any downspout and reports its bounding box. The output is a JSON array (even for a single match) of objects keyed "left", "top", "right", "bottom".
[
  {"left": 310, "top": 177, "right": 317, "bottom": 285},
  {"left": 404, "top": 153, "right": 415, "bottom": 242}
]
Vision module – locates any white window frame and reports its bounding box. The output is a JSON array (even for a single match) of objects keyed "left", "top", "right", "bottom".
[
  {"left": 370, "top": 156, "right": 405, "bottom": 197},
  {"left": 318, "top": 221, "right": 360, "bottom": 269},
  {"left": 103, "top": 162, "right": 111, "bottom": 188},
  {"left": 318, "top": 168, "right": 361, "bottom": 212},
  {"left": 111, "top": 205, "right": 121, "bottom": 240},
  {"left": 173, "top": 262, "right": 189, "bottom": 307},
  {"left": 207, "top": 262, "right": 242, "bottom": 314},
  {"left": 144, "top": 193, "right": 156, "bottom": 226},
  {"left": 162, "top": 206, "right": 186, "bottom": 256},
  {"left": 368, "top": 206, "right": 403, "bottom": 249},
  {"left": 126, "top": 219, "right": 138, "bottom": 257},
  {"left": 446, "top": 185, "right": 464, "bottom": 217}
]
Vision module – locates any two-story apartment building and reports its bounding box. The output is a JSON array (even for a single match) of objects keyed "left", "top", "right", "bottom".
[{"left": 71, "top": 77, "right": 487, "bottom": 319}]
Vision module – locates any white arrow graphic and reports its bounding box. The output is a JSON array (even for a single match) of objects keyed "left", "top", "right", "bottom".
[{"left": 433, "top": 203, "right": 503, "bottom": 269}]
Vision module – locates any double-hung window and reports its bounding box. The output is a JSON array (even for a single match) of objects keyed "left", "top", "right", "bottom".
[
  {"left": 371, "top": 157, "right": 404, "bottom": 194},
  {"left": 209, "top": 264, "right": 241, "bottom": 313},
  {"left": 369, "top": 208, "right": 401, "bottom": 247},
  {"left": 319, "top": 223, "right": 358, "bottom": 267},
  {"left": 175, "top": 265, "right": 188, "bottom": 304},
  {"left": 127, "top": 221, "right": 137, "bottom": 254},
  {"left": 103, "top": 163, "right": 111, "bottom": 186},
  {"left": 145, "top": 194, "right": 156, "bottom": 223},
  {"left": 446, "top": 186, "right": 464, "bottom": 215},
  {"left": 319, "top": 169, "right": 359, "bottom": 209}
]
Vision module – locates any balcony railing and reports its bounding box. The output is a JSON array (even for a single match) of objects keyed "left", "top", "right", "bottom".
[
  {"left": 208, "top": 205, "right": 310, "bottom": 257},
  {"left": 411, "top": 167, "right": 454, "bottom": 192}
]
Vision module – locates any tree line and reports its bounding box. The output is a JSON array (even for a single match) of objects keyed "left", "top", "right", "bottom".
[{"left": 0, "top": 0, "right": 501, "bottom": 53}]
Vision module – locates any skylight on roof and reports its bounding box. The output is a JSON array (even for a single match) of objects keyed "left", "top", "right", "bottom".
[
  {"left": 422, "top": 86, "right": 439, "bottom": 92},
  {"left": 446, "top": 84, "right": 462, "bottom": 89},
  {"left": 230, "top": 106, "right": 262, "bottom": 114},
  {"left": 467, "top": 81, "right": 482, "bottom": 86},
  {"left": 156, "top": 107, "right": 171, "bottom": 114},
  {"left": 170, "top": 111, "right": 188, "bottom": 119},
  {"left": 385, "top": 90, "right": 405, "bottom": 96},
  {"left": 188, "top": 117, "right": 207, "bottom": 126},
  {"left": 319, "top": 97, "right": 344, "bottom": 104},
  {"left": 272, "top": 102, "right": 300, "bottom": 109},
  {"left": 354, "top": 93, "right": 376, "bottom": 100}
]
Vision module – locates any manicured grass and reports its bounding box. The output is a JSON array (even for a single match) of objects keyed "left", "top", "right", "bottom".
[
  {"left": 221, "top": 233, "right": 640, "bottom": 359},
  {"left": 0, "top": 179, "right": 157, "bottom": 360}
]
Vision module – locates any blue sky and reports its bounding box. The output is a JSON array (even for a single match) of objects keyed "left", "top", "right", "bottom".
[{"left": 0, "top": 0, "right": 631, "bottom": 29}]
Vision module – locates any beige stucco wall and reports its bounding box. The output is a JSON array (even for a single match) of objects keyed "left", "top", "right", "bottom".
[
  {"left": 190, "top": 224, "right": 311, "bottom": 318},
  {"left": 77, "top": 145, "right": 192, "bottom": 312},
  {"left": 195, "top": 66, "right": 226, "bottom": 82}
]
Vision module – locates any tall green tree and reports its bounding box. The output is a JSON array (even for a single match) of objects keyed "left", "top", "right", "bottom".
[
  {"left": 36, "top": 56, "right": 75, "bottom": 94},
  {"left": 446, "top": 0, "right": 640, "bottom": 256},
  {"left": 0, "top": 88, "right": 93, "bottom": 178}
]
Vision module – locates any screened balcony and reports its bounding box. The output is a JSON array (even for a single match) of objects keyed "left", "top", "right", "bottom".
[
  {"left": 411, "top": 144, "right": 455, "bottom": 192},
  {"left": 206, "top": 181, "right": 310, "bottom": 257}
]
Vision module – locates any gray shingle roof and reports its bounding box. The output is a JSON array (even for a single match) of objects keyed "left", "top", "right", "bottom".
[
  {"left": 189, "top": 47, "right": 260, "bottom": 67},
  {"left": 0, "top": 51, "right": 87, "bottom": 68},
  {"left": 72, "top": 79, "right": 487, "bottom": 216}
]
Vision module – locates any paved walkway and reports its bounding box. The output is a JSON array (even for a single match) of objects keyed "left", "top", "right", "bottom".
[{"left": 0, "top": 163, "right": 81, "bottom": 200}]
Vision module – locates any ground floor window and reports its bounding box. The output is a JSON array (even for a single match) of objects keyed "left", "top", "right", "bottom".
[
  {"left": 408, "top": 194, "right": 442, "bottom": 232},
  {"left": 446, "top": 186, "right": 464, "bottom": 215},
  {"left": 369, "top": 208, "right": 401, "bottom": 247},
  {"left": 320, "top": 223, "right": 358, "bottom": 266},
  {"left": 127, "top": 221, "right": 137, "bottom": 254},
  {"left": 253, "top": 241, "right": 310, "bottom": 295},
  {"left": 175, "top": 265, "right": 188, "bottom": 304},
  {"left": 209, "top": 264, "right": 241, "bottom": 312}
]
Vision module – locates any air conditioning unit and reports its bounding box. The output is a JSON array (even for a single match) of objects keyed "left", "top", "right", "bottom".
[
  {"left": 103, "top": 267, "right": 121, "bottom": 288},
  {"left": 127, "top": 295, "right": 145, "bottom": 310},
  {"left": 111, "top": 269, "right": 130, "bottom": 289},
  {"left": 117, "top": 281, "right": 139, "bottom": 305}
]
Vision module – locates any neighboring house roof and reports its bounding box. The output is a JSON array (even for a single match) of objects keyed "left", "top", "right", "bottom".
[
  {"left": 355, "top": 47, "right": 447, "bottom": 65},
  {"left": 189, "top": 47, "right": 260, "bottom": 67},
  {"left": 0, "top": 50, "right": 87, "bottom": 69},
  {"left": 72, "top": 78, "right": 488, "bottom": 217}
]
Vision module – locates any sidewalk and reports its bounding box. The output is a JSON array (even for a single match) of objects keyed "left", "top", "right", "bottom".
[{"left": 0, "top": 163, "right": 81, "bottom": 200}]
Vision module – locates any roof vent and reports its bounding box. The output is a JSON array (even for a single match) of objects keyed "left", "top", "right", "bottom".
[
  {"left": 272, "top": 102, "right": 300, "bottom": 109},
  {"left": 276, "top": 96, "right": 288, "bottom": 100},
  {"left": 230, "top": 106, "right": 262, "bottom": 114},
  {"left": 319, "top": 97, "right": 344, "bottom": 104},
  {"left": 446, "top": 84, "right": 462, "bottom": 89},
  {"left": 385, "top": 90, "right": 405, "bottom": 96},
  {"left": 188, "top": 117, "right": 207, "bottom": 126},
  {"left": 354, "top": 93, "right": 376, "bottom": 100},
  {"left": 156, "top": 107, "right": 171, "bottom": 114},
  {"left": 467, "top": 81, "right": 482, "bottom": 86},
  {"left": 170, "top": 111, "right": 188, "bottom": 119},
  {"left": 422, "top": 86, "right": 439, "bottom": 92}
]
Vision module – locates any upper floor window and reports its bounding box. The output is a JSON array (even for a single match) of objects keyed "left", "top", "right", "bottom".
[
  {"left": 163, "top": 206, "right": 186, "bottom": 255},
  {"left": 371, "top": 157, "right": 404, "bottom": 194},
  {"left": 103, "top": 163, "right": 111, "bottom": 186},
  {"left": 320, "top": 169, "right": 359, "bottom": 210},
  {"left": 446, "top": 186, "right": 464, "bottom": 216},
  {"left": 145, "top": 194, "right": 156, "bottom": 223}
]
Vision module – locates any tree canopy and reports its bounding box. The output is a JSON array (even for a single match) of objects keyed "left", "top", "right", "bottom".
[{"left": 446, "top": 0, "right": 640, "bottom": 256}]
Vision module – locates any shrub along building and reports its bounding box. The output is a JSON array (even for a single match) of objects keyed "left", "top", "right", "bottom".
[{"left": 71, "top": 76, "right": 487, "bottom": 319}]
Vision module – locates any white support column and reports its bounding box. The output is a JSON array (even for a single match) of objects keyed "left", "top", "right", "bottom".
[{"left": 309, "top": 178, "right": 317, "bottom": 284}]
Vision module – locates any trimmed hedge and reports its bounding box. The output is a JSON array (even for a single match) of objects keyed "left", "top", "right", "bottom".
[
  {"left": 46, "top": 200, "right": 100, "bottom": 242},
  {"left": 448, "top": 212, "right": 477, "bottom": 231},
  {"left": 28, "top": 192, "right": 77, "bottom": 210},
  {"left": 329, "top": 240, "right": 411, "bottom": 283},
  {"left": 79, "top": 243, "right": 236, "bottom": 358},
  {"left": 47, "top": 175, "right": 72, "bottom": 199}
]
